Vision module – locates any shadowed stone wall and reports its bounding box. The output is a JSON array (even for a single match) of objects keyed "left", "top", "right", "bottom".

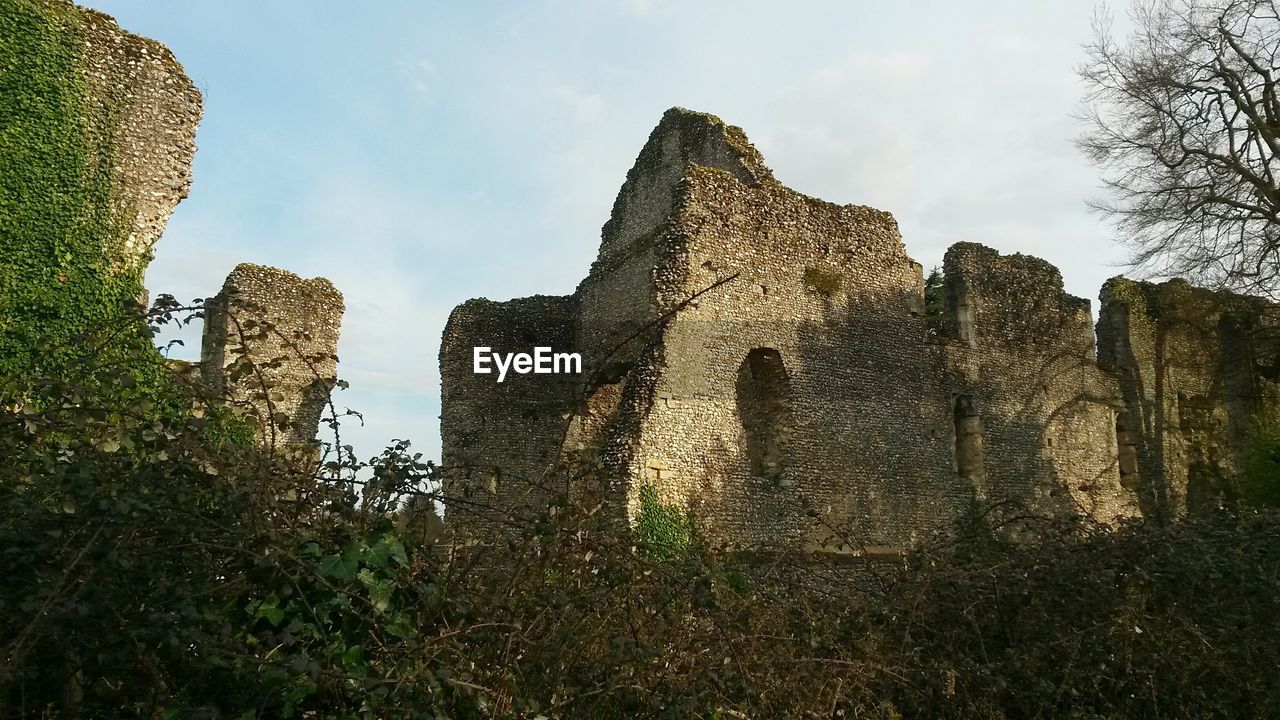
[
  {"left": 439, "top": 296, "right": 579, "bottom": 533},
  {"left": 939, "top": 244, "right": 1138, "bottom": 524},
  {"left": 440, "top": 107, "right": 1276, "bottom": 547},
  {"left": 635, "top": 164, "right": 969, "bottom": 549},
  {"left": 1098, "top": 278, "right": 1280, "bottom": 518}
]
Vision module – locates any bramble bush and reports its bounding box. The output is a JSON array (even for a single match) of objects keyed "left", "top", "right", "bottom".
[
  {"left": 2, "top": 297, "right": 1280, "bottom": 719},
  {"left": 1238, "top": 413, "right": 1280, "bottom": 509}
]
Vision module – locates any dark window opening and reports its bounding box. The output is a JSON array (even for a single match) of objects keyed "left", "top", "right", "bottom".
[
  {"left": 736, "top": 348, "right": 794, "bottom": 484},
  {"left": 954, "top": 394, "right": 985, "bottom": 484},
  {"left": 1115, "top": 410, "right": 1140, "bottom": 489}
]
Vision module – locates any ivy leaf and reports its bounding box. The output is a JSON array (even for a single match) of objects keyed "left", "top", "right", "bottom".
[
  {"left": 365, "top": 533, "right": 408, "bottom": 569},
  {"left": 387, "top": 536, "right": 409, "bottom": 567},
  {"left": 340, "top": 644, "right": 366, "bottom": 675},
  {"left": 383, "top": 614, "right": 418, "bottom": 639},
  {"left": 254, "top": 594, "right": 285, "bottom": 626},
  {"left": 318, "top": 552, "right": 359, "bottom": 581},
  {"left": 358, "top": 569, "right": 393, "bottom": 614}
]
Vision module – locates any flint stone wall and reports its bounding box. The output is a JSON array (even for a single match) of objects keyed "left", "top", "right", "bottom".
[
  {"left": 439, "top": 295, "right": 579, "bottom": 531},
  {"left": 940, "top": 244, "right": 1139, "bottom": 525},
  {"left": 1098, "top": 278, "right": 1280, "bottom": 518},
  {"left": 439, "top": 107, "right": 1276, "bottom": 547},
  {"left": 9, "top": 3, "right": 343, "bottom": 449},
  {"left": 200, "top": 263, "right": 344, "bottom": 448},
  {"left": 76, "top": 4, "right": 202, "bottom": 273}
]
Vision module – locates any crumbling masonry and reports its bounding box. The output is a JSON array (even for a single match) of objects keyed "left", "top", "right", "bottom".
[
  {"left": 440, "top": 108, "right": 1280, "bottom": 548},
  {"left": 5, "top": 0, "right": 344, "bottom": 448},
  {"left": 69, "top": 2, "right": 203, "bottom": 277},
  {"left": 199, "top": 264, "right": 345, "bottom": 449}
]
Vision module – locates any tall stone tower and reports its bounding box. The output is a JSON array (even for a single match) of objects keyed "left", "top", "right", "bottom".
[{"left": 0, "top": 0, "right": 201, "bottom": 384}]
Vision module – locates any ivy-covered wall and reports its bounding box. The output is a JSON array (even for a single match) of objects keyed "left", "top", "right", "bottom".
[{"left": 0, "top": 0, "right": 200, "bottom": 393}]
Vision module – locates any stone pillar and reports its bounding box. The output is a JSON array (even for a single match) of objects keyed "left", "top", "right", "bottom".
[{"left": 200, "top": 263, "right": 344, "bottom": 449}]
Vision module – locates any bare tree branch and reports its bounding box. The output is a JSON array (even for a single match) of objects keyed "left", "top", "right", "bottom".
[{"left": 1080, "top": 0, "right": 1280, "bottom": 298}]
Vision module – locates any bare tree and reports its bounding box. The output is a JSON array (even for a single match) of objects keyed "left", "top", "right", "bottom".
[{"left": 1080, "top": 0, "right": 1280, "bottom": 298}]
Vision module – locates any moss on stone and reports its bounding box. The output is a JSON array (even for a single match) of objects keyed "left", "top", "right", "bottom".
[{"left": 803, "top": 265, "right": 844, "bottom": 296}]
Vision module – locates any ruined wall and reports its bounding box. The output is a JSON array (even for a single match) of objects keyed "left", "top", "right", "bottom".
[
  {"left": 576, "top": 108, "right": 778, "bottom": 371},
  {"left": 440, "top": 107, "right": 1271, "bottom": 548},
  {"left": 625, "top": 165, "right": 970, "bottom": 549},
  {"left": 617, "top": 172, "right": 1137, "bottom": 550},
  {"left": 200, "top": 264, "right": 344, "bottom": 449},
  {"left": 439, "top": 295, "right": 580, "bottom": 532},
  {"left": 940, "top": 245, "right": 1137, "bottom": 523},
  {"left": 75, "top": 6, "right": 202, "bottom": 273},
  {"left": 0, "top": 0, "right": 200, "bottom": 386},
  {"left": 1097, "top": 278, "right": 1277, "bottom": 518},
  {"left": 0, "top": 2, "right": 344, "bottom": 448},
  {"left": 437, "top": 109, "right": 791, "bottom": 535}
]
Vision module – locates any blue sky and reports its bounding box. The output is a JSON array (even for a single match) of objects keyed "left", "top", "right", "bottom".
[{"left": 93, "top": 0, "right": 1127, "bottom": 464}]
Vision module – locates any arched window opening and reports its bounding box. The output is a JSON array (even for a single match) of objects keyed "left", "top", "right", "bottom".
[
  {"left": 954, "top": 395, "right": 985, "bottom": 484},
  {"left": 736, "top": 348, "right": 794, "bottom": 485},
  {"left": 1115, "top": 410, "right": 1140, "bottom": 489}
]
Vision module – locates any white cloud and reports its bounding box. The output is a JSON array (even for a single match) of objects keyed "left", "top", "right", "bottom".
[
  {"left": 555, "top": 86, "right": 606, "bottom": 124},
  {"left": 403, "top": 57, "right": 437, "bottom": 101},
  {"left": 620, "top": 0, "right": 655, "bottom": 17}
]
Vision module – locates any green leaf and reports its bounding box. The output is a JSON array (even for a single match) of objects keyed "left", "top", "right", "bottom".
[
  {"left": 383, "top": 613, "right": 418, "bottom": 639},
  {"left": 318, "top": 552, "right": 359, "bottom": 581},
  {"left": 364, "top": 533, "right": 408, "bottom": 568},
  {"left": 386, "top": 536, "right": 409, "bottom": 567},
  {"left": 340, "top": 644, "right": 367, "bottom": 675},
  {"left": 254, "top": 594, "right": 285, "bottom": 626},
  {"left": 358, "top": 569, "right": 394, "bottom": 614}
]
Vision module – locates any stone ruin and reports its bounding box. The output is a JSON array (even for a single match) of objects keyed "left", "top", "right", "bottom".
[
  {"left": 18, "top": 0, "right": 344, "bottom": 449},
  {"left": 198, "top": 264, "right": 345, "bottom": 449},
  {"left": 440, "top": 107, "right": 1280, "bottom": 549},
  {"left": 70, "top": 2, "right": 203, "bottom": 277},
  {"left": 24, "top": 0, "right": 1276, "bottom": 533}
]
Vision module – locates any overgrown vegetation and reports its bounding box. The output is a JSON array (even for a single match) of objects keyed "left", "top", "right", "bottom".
[
  {"left": 1238, "top": 412, "right": 1280, "bottom": 508},
  {"left": 633, "top": 483, "right": 695, "bottom": 560},
  {"left": 3, "top": 292, "right": 1280, "bottom": 717},
  {"left": 924, "top": 265, "right": 946, "bottom": 335}
]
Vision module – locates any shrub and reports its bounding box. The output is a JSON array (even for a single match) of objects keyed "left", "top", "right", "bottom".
[
  {"left": 1238, "top": 415, "right": 1280, "bottom": 508},
  {"left": 3, "top": 299, "right": 1280, "bottom": 718},
  {"left": 634, "top": 483, "right": 695, "bottom": 561}
]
